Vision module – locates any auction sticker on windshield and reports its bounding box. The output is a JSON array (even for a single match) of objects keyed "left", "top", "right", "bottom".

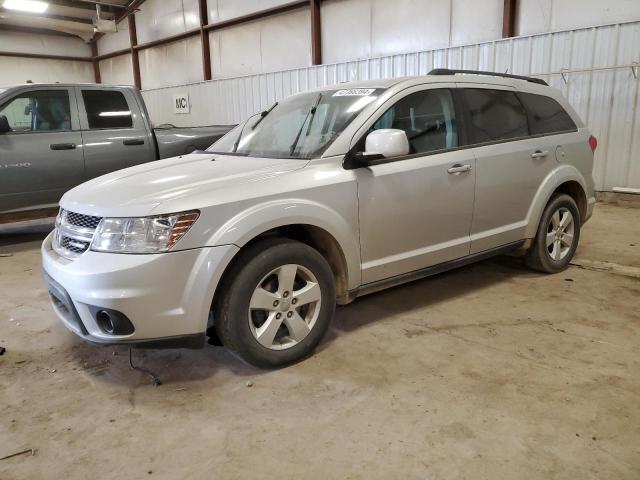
[{"left": 333, "top": 88, "right": 376, "bottom": 96}]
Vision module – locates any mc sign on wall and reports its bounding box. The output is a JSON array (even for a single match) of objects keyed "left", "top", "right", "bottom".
[{"left": 173, "top": 93, "right": 190, "bottom": 114}]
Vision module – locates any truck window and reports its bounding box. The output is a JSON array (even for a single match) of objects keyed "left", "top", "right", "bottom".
[
  {"left": 462, "top": 89, "right": 529, "bottom": 144},
  {"left": 370, "top": 88, "right": 458, "bottom": 154},
  {"left": 0, "top": 90, "right": 71, "bottom": 132},
  {"left": 82, "top": 90, "right": 133, "bottom": 129},
  {"left": 518, "top": 92, "right": 577, "bottom": 135}
]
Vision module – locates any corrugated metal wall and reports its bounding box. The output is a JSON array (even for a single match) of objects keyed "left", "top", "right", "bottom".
[
  {"left": 0, "top": 30, "right": 94, "bottom": 84},
  {"left": 141, "top": 21, "right": 640, "bottom": 191}
]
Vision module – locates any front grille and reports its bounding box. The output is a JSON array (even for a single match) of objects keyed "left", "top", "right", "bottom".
[
  {"left": 60, "top": 236, "right": 91, "bottom": 255},
  {"left": 52, "top": 209, "right": 102, "bottom": 260},
  {"left": 65, "top": 211, "right": 102, "bottom": 229}
]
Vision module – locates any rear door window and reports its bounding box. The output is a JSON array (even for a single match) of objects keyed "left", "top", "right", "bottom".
[
  {"left": 518, "top": 92, "right": 577, "bottom": 135},
  {"left": 462, "top": 89, "right": 528, "bottom": 144},
  {"left": 82, "top": 90, "right": 133, "bottom": 129}
]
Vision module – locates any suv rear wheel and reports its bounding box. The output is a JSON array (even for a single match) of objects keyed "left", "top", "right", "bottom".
[
  {"left": 214, "top": 238, "right": 335, "bottom": 368},
  {"left": 526, "top": 193, "right": 581, "bottom": 273}
]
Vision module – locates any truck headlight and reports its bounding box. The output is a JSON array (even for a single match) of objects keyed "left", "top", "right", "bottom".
[{"left": 91, "top": 211, "right": 199, "bottom": 254}]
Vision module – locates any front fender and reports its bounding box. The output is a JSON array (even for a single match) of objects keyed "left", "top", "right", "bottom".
[
  {"left": 524, "top": 164, "right": 590, "bottom": 239},
  {"left": 207, "top": 199, "right": 361, "bottom": 290}
]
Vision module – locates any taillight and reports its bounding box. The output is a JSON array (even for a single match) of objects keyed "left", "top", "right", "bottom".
[{"left": 588, "top": 135, "right": 598, "bottom": 153}]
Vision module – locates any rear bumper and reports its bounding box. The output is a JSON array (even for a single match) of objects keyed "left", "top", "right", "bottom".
[{"left": 41, "top": 232, "right": 239, "bottom": 348}]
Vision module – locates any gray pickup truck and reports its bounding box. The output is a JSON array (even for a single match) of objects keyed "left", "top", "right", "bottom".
[{"left": 0, "top": 83, "right": 232, "bottom": 220}]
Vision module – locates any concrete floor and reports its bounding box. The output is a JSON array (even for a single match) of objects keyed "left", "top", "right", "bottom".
[{"left": 1, "top": 203, "right": 638, "bottom": 479}]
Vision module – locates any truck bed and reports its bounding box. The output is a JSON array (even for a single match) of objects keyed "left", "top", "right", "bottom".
[{"left": 154, "top": 125, "right": 234, "bottom": 158}]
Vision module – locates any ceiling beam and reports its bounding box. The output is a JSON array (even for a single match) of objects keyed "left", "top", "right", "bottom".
[
  {"left": 0, "top": 24, "right": 78, "bottom": 37},
  {"left": 72, "top": 0, "right": 128, "bottom": 9},
  {"left": 0, "top": 7, "right": 94, "bottom": 24},
  {"left": 0, "top": 50, "right": 92, "bottom": 62}
]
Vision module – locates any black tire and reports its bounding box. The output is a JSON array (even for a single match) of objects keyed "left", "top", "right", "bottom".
[
  {"left": 525, "top": 193, "right": 581, "bottom": 273},
  {"left": 214, "top": 237, "right": 336, "bottom": 368}
]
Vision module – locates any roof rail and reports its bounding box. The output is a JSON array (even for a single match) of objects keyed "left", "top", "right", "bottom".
[{"left": 428, "top": 68, "right": 548, "bottom": 86}]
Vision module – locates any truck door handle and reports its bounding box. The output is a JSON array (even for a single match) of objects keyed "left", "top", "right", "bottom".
[
  {"left": 123, "top": 139, "right": 144, "bottom": 146},
  {"left": 531, "top": 150, "right": 549, "bottom": 159},
  {"left": 50, "top": 143, "right": 76, "bottom": 150},
  {"left": 447, "top": 164, "right": 472, "bottom": 174}
]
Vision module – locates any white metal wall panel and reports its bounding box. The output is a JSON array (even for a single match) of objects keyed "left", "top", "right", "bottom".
[
  {"left": 142, "top": 21, "right": 640, "bottom": 190},
  {"left": 451, "top": 0, "right": 503, "bottom": 46},
  {"left": 320, "top": 0, "right": 371, "bottom": 64},
  {"left": 517, "top": 0, "right": 640, "bottom": 36},
  {"left": 98, "top": 54, "right": 134, "bottom": 86},
  {"left": 371, "top": 0, "right": 452, "bottom": 58},
  {"left": 0, "top": 30, "right": 91, "bottom": 57},
  {"left": 322, "top": 0, "right": 505, "bottom": 65},
  {"left": 139, "top": 36, "right": 203, "bottom": 90},
  {"left": 0, "top": 56, "right": 94, "bottom": 84},
  {"left": 209, "top": 9, "right": 310, "bottom": 79},
  {"left": 134, "top": 0, "right": 200, "bottom": 44},
  {"left": 209, "top": 0, "right": 296, "bottom": 23},
  {"left": 97, "top": 16, "right": 130, "bottom": 55}
]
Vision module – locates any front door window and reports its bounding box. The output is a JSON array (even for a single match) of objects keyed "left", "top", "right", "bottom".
[
  {"left": 0, "top": 90, "right": 71, "bottom": 133},
  {"left": 370, "top": 88, "right": 458, "bottom": 156}
]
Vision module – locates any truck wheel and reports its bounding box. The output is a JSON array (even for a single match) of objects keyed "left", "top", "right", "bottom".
[
  {"left": 525, "top": 193, "right": 581, "bottom": 273},
  {"left": 214, "top": 238, "right": 335, "bottom": 368}
]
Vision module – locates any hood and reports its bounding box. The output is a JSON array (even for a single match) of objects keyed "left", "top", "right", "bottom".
[{"left": 61, "top": 153, "right": 307, "bottom": 217}]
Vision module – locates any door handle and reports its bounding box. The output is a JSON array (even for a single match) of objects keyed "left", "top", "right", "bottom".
[
  {"left": 447, "top": 164, "right": 472, "bottom": 174},
  {"left": 50, "top": 143, "right": 76, "bottom": 150},
  {"left": 531, "top": 150, "right": 549, "bottom": 159},
  {"left": 123, "top": 139, "right": 145, "bottom": 146}
]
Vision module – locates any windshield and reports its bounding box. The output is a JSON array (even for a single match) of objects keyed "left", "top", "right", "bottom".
[{"left": 207, "top": 88, "right": 385, "bottom": 159}]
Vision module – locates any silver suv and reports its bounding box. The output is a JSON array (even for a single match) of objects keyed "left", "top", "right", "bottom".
[{"left": 42, "top": 69, "right": 596, "bottom": 368}]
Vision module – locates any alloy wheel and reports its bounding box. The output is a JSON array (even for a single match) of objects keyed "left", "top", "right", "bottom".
[
  {"left": 248, "top": 264, "right": 322, "bottom": 350},
  {"left": 546, "top": 207, "right": 575, "bottom": 261}
]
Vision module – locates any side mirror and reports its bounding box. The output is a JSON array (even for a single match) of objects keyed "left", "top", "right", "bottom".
[
  {"left": 364, "top": 129, "right": 409, "bottom": 159},
  {"left": 0, "top": 115, "right": 10, "bottom": 134}
]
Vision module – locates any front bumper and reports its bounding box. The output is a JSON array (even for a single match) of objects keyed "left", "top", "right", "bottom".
[{"left": 42, "top": 232, "right": 239, "bottom": 347}]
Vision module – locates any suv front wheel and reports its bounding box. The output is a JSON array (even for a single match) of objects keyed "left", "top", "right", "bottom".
[
  {"left": 526, "top": 193, "right": 581, "bottom": 273},
  {"left": 214, "top": 238, "right": 336, "bottom": 368}
]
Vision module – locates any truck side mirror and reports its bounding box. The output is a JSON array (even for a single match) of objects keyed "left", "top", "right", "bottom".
[{"left": 0, "top": 115, "right": 11, "bottom": 134}]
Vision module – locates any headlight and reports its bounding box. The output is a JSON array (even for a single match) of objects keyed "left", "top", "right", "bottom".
[{"left": 91, "top": 210, "right": 199, "bottom": 254}]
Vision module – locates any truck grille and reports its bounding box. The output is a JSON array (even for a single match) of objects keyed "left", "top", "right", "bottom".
[{"left": 52, "top": 209, "right": 102, "bottom": 260}]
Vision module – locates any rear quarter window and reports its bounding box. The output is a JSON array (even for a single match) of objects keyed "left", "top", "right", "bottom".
[{"left": 518, "top": 92, "right": 577, "bottom": 135}]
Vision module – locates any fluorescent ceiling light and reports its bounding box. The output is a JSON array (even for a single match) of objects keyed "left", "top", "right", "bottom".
[{"left": 3, "top": 0, "right": 49, "bottom": 14}]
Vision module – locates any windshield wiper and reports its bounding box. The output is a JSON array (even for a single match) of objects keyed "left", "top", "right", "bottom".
[
  {"left": 252, "top": 102, "right": 278, "bottom": 130},
  {"left": 232, "top": 103, "right": 278, "bottom": 153},
  {"left": 289, "top": 93, "right": 322, "bottom": 157},
  {"left": 232, "top": 119, "right": 249, "bottom": 153}
]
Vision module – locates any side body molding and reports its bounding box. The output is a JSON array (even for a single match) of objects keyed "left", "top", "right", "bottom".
[
  {"left": 207, "top": 199, "right": 362, "bottom": 290},
  {"left": 524, "top": 164, "right": 591, "bottom": 239}
]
